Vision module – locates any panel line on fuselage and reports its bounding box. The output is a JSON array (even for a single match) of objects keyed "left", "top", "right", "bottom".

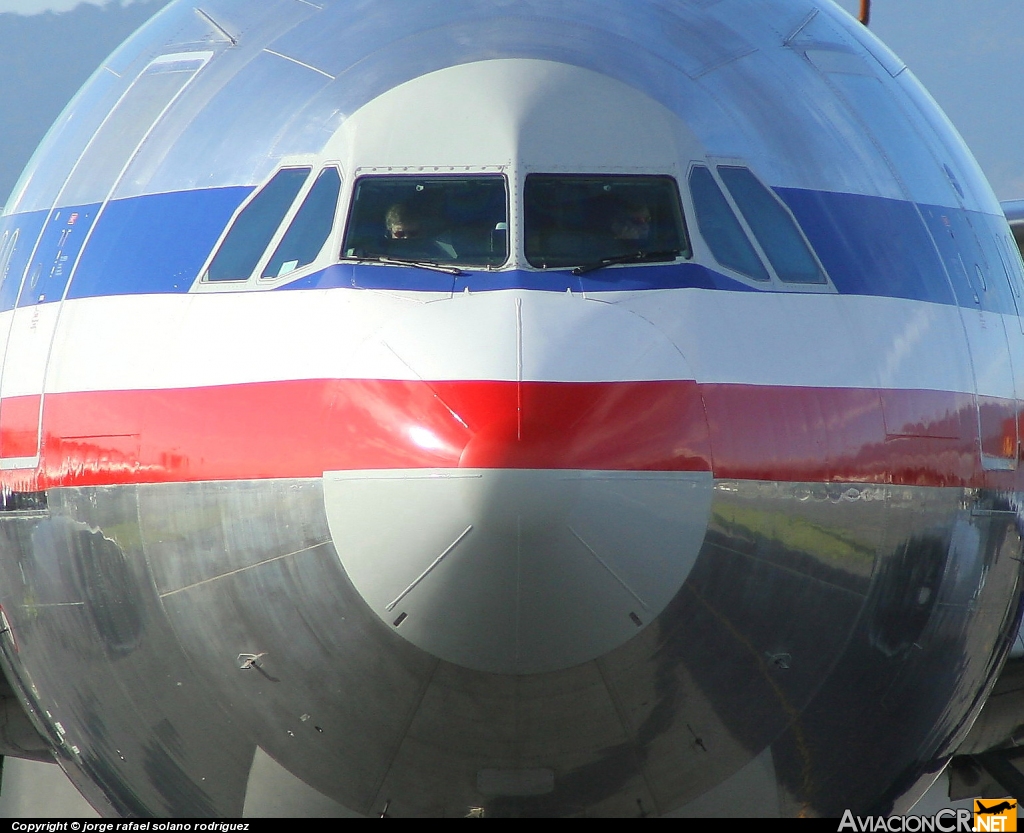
[{"left": 158, "top": 538, "right": 331, "bottom": 598}]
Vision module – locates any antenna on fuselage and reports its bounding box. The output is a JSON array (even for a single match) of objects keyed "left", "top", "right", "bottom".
[
  {"left": 194, "top": 7, "right": 238, "bottom": 45},
  {"left": 859, "top": 0, "right": 871, "bottom": 26}
]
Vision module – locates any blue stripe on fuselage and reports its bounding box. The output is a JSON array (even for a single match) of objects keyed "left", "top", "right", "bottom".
[
  {"left": 278, "top": 260, "right": 753, "bottom": 294},
  {"left": 68, "top": 186, "right": 252, "bottom": 301},
  {"left": 777, "top": 187, "right": 1021, "bottom": 315},
  {"left": 0, "top": 186, "right": 1019, "bottom": 314}
]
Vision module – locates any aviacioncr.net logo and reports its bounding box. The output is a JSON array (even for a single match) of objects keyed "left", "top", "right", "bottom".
[
  {"left": 973, "top": 799, "right": 1017, "bottom": 832},
  {"left": 838, "top": 808, "right": 974, "bottom": 832}
]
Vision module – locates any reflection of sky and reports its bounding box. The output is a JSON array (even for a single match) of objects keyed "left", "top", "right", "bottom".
[
  {"left": 0, "top": 0, "right": 137, "bottom": 12},
  {"left": 1, "top": 1, "right": 1024, "bottom": 199}
]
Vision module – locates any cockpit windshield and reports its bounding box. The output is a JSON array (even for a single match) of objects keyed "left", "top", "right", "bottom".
[
  {"left": 524, "top": 174, "right": 690, "bottom": 270},
  {"left": 342, "top": 175, "right": 508, "bottom": 268}
]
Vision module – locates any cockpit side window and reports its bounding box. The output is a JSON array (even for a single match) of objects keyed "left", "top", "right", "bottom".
[
  {"left": 342, "top": 175, "right": 508, "bottom": 268},
  {"left": 206, "top": 167, "right": 310, "bottom": 282},
  {"left": 688, "top": 166, "right": 769, "bottom": 282},
  {"left": 717, "top": 165, "right": 826, "bottom": 285},
  {"left": 262, "top": 167, "right": 341, "bottom": 279},
  {"left": 523, "top": 174, "right": 689, "bottom": 269}
]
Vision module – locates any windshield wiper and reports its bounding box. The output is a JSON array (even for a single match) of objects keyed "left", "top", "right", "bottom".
[
  {"left": 340, "top": 255, "right": 464, "bottom": 276},
  {"left": 571, "top": 249, "right": 681, "bottom": 276}
]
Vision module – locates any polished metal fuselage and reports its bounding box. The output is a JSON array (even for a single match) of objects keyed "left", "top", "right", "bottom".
[{"left": 0, "top": 478, "right": 1017, "bottom": 816}]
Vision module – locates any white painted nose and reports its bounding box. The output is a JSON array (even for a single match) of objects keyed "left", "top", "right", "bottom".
[{"left": 323, "top": 466, "right": 711, "bottom": 674}]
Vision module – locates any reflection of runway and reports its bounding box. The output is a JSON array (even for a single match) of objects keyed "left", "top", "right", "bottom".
[
  {"left": 0, "top": 754, "right": 360, "bottom": 818},
  {"left": 0, "top": 756, "right": 981, "bottom": 819},
  {"left": 0, "top": 758, "right": 96, "bottom": 817}
]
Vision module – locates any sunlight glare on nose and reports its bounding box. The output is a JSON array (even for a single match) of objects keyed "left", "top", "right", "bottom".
[{"left": 408, "top": 425, "right": 447, "bottom": 452}]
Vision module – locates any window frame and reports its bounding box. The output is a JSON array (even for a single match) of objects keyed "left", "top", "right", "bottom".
[
  {"left": 684, "top": 160, "right": 834, "bottom": 293},
  {"left": 192, "top": 158, "right": 345, "bottom": 291},
  {"left": 716, "top": 164, "right": 828, "bottom": 286},
  {"left": 260, "top": 165, "right": 344, "bottom": 282},
  {"left": 686, "top": 165, "right": 770, "bottom": 283},
  {"left": 341, "top": 170, "right": 512, "bottom": 271},
  {"left": 520, "top": 172, "right": 692, "bottom": 271}
]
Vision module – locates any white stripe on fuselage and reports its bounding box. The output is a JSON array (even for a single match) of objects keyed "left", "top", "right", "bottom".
[{"left": 0, "top": 287, "right": 1008, "bottom": 398}]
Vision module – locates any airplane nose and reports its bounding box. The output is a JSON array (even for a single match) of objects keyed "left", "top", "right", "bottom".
[
  {"left": 461, "top": 421, "right": 581, "bottom": 537},
  {"left": 324, "top": 466, "right": 711, "bottom": 674},
  {"left": 322, "top": 292, "right": 713, "bottom": 674}
]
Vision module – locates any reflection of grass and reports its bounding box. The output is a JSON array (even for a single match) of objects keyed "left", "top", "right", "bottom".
[
  {"left": 713, "top": 504, "right": 876, "bottom": 574},
  {"left": 136, "top": 503, "right": 226, "bottom": 546},
  {"left": 96, "top": 521, "right": 145, "bottom": 552}
]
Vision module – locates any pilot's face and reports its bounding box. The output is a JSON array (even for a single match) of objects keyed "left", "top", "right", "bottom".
[
  {"left": 388, "top": 219, "right": 421, "bottom": 239},
  {"left": 614, "top": 208, "right": 651, "bottom": 240}
]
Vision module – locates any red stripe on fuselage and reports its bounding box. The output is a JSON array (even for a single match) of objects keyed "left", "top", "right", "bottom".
[
  {"left": 0, "top": 394, "right": 40, "bottom": 459},
  {"left": 0, "top": 379, "right": 1011, "bottom": 491},
  {"left": 700, "top": 384, "right": 988, "bottom": 487}
]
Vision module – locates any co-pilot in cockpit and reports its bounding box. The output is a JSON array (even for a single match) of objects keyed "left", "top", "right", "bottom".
[{"left": 343, "top": 175, "right": 507, "bottom": 268}]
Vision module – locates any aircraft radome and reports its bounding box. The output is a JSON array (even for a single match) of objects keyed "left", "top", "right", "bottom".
[{"left": 0, "top": 0, "right": 1023, "bottom": 818}]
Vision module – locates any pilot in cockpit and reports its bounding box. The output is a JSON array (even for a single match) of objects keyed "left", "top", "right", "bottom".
[
  {"left": 384, "top": 201, "right": 457, "bottom": 260},
  {"left": 385, "top": 202, "right": 422, "bottom": 240},
  {"left": 610, "top": 199, "right": 653, "bottom": 244}
]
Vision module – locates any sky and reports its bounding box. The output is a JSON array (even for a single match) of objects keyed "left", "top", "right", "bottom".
[{"left": 1, "top": 0, "right": 1024, "bottom": 201}]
